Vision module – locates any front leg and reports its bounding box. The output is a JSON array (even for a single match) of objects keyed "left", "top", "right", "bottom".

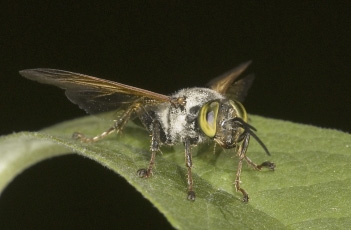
[
  {"left": 235, "top": 133, "right": 250, "bottom": 202},
  {"left": 235, "top": 132, "right": 275, "bottom": 202},
  {"left": 184, "top": 138, "right": 195, "bottom": 201},
  {"left": 137, "top": 120, "right": 161, "bottom": 178}
]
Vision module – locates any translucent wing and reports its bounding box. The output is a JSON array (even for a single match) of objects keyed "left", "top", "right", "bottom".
[
  {"left": 206, "top": 61, "right": 254, "bottom": 102},
  {"left": 19, "top": 68, "right": 170, "bottom": 114}
]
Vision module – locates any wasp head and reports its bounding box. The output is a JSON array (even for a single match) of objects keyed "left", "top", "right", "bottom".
[{"left": 198, "top": 99, "right": 270, "bottom": 155}]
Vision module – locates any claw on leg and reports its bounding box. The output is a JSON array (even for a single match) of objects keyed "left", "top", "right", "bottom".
[
  {"left": 244, "top": 155, "right": 275, "bottom": 171},
  {"left": 137, "top": 168, "right": 152, "bottom": 178},
  {"left": 187, "top": 191, "right": 195, "bottom": 201},
  {"left": 257, "top": 161, "right": 276, "bottom": 170}
]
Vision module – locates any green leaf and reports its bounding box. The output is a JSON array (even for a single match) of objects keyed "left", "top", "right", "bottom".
[{"left": 1, "top": 115, "right": 350, "bottom": 229}]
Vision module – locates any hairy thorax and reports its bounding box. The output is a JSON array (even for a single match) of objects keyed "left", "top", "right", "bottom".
[{"left": 155, "top": 87, "right": 224, "bottom": 145}]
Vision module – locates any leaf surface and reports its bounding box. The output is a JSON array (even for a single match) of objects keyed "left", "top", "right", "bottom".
[{"left": 0, "top": 115, "right": 350, "bottom": 229}]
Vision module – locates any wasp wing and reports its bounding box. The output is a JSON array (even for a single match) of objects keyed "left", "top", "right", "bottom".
[
  {"left": 206, "top": 61, "right": 254, "bottom": 102},
  {"left": 19, "top": 68, "right": 170, "bottom": 114}
]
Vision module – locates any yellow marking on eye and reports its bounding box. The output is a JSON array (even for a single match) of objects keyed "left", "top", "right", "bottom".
[
  {"left": 229, "top": 100, "right": 247, "bottom": 122},
  {"left": 198, "top": 101, "right": 219, "bottom": 137}
]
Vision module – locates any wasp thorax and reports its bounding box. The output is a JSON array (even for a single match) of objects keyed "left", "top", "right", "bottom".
[{"left": 198, "top": 99, "right": 248, "bottom": 149}]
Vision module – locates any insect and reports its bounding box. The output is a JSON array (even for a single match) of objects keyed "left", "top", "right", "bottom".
[{"left": 20, "top": 61, "right": 275, "bottom": 202}]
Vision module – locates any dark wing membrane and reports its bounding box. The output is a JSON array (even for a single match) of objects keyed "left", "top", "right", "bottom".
[
  {"left": 206, "top": 61, "right": 254, "bottom": 102},
  {"left": 19, "top": 68, "right": 170, "bottom": 114},
  {"left": 64, "top": 89, "right": 139, "bottom": 114},
  {"left": 224, "top": 74, "right": 254, "bottom": 103}
]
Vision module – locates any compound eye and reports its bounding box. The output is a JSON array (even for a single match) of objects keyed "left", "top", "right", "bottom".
[
  {"left": 198, "top": 101, "right": 219, "bottom": 137},
  {"left": 229, "top": 100, "right": 248, "bottom": 122}
]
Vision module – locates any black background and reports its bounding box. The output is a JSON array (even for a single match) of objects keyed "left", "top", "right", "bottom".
[{"left": 1, "top": 1, "right": 350, "bottom": 229}]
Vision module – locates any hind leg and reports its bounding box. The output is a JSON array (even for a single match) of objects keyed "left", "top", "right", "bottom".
[{"left": 73, "top": 103, "right": 139, "bottom": 143}]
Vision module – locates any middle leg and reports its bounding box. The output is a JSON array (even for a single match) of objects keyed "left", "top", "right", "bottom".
[{"left": 137, "top": 120, "right": 161, "bottom": 178}]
